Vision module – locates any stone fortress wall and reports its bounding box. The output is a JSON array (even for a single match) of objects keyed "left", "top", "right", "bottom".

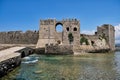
[
  {"left": 80, "top": 24, "right": 115, "bottom": 51},
  {"left": 0, "top": 30, "right": 39, "bottom": 44},
  {"left": 45, "top": 44, "right": 73, "bottom": 54},
  {"left": 79, "top": 24, "right": 115, "bottom": 51},
  {"left": 36, "top": 19, "right": 80, "bottom": 48},
  {"left": 0, "top": 19, "right": 115, "bottom": 53},
  {"left": 36, "top": 19, "right": 115, "bottom": 52},
  {"left": 97, "top": 25, "right": 115, "bottom": 50}
]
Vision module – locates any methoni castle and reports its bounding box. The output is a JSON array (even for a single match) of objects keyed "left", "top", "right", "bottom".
[{"left": 0, "top": 19, "right": 115, "bottom": 54}]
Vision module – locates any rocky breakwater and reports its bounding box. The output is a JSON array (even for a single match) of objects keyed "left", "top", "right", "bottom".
[{"left": 0, "top": 47, "right": 25, "bottom": 78}]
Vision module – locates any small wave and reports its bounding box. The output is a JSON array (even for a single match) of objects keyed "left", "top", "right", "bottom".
[
  {"left": 22, "top": 56, "right": 38, "bottom": 64},
  {"left": 22, "top": 59, "right": 38, "bottom": 64},
  {"left": 23, "top": 56, "right": 31, "bottom": 60}
]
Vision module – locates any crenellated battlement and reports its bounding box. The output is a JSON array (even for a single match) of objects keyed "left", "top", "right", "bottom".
[
  {"left": 40, "top": 19, "right": 55, "bottom": 25},
  {"left": 40, "top": 18, "right": 79, "bottom": 25}
]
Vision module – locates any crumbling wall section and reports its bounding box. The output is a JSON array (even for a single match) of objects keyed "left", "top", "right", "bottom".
[{"left": 97, "top": 24, "right": 115, "bottom": 51}]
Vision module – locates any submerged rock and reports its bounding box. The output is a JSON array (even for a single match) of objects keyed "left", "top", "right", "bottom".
[{"left": 33, "top": 70, "right": 42, "bottom": 74}]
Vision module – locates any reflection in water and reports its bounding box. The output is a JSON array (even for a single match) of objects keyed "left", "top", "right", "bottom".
[{"left": 1, "top": 51, "right": 120, "bottom": 80}]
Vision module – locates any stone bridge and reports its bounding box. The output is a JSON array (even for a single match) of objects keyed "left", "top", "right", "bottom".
[{"left": 0, "top": 46, "right": 34, "bottom": 78}]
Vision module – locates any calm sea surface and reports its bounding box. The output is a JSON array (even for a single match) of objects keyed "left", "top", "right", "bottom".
[{"left": 1, "top": 51, "right": 120, "bottom": 80}]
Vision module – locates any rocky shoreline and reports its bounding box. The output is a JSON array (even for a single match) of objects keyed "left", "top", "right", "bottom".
[
  {"left": 0, "top": 45, "right": 34, "bottom": 78},
  {"left": 0, "top": 56, "right": 21, "bottom": 78}
]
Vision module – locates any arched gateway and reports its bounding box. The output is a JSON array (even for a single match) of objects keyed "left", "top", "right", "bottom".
[{"left": 36, "top": 19, "right": 80, "bottom": 48}]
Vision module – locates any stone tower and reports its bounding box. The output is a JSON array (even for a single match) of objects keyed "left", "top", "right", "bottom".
[
  {"left": 36, "top": 19, "right": 80, "bottom": 48},
  {"left": 36, "top": 19, "right": 56, "bottom": 48},
  {"left": 97, "top": 24, "right": 115, "bottom": 51},
  {"left": 62, "top": 19, "right": 80, "bottom": 45}
]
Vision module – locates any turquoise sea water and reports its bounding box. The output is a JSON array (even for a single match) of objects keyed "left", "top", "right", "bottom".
[{"left": 1, "top": 51, "right": 120, "bottom": 80}]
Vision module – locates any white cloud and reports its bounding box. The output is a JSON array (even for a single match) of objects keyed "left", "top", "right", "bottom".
[
  {"left": 81, "top": 30, "right": 95, "bottom": 35},
  {"left": 115, "top": 24, "right": 120, "bottom": 44}
]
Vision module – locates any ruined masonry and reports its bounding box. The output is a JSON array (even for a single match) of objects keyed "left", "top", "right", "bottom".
[
  {"left": 0, "top": 18, "right": 115, "bottom": 53},
  {"left": 36, "top": 19, "right": 80, "bottom": 48},
  {"left": 36, "top": 19, "right": 115, "bottom": 52}
]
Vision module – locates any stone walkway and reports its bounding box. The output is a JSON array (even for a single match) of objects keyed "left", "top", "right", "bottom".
[{"left": 0, "top": 47, "right": 25, "bottom": 62}]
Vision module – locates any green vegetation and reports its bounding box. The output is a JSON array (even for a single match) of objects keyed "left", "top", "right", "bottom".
[
  {"left": 68, "top": 32, "right": 74, "bottom": 44},
  {"left": 80, "top": 36, "right": 89, "bottom": 45}
]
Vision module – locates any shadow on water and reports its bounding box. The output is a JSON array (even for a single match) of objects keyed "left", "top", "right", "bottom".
[{"left": 13, "top": 78, "right": 26, "bottom": 80}]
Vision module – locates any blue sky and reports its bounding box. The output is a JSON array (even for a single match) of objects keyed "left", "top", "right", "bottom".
[{"left": 0, "top": 0, "right": 120, "bottom": 43}]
